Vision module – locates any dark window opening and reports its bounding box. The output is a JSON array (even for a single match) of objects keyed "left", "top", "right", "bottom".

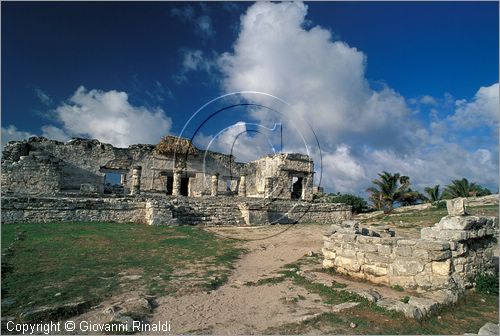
[{"left": 104, "top": 172, "right": 124, "bottom": 194}]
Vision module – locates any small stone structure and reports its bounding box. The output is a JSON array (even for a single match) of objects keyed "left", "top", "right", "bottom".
[
  {"left": 322, "top": 198, "right": 498, "bottom": 319},
  {"left": 322, "top": 199, "right": 498, "bottom": 318},
  {"left": 322, "top": 198, "right": 498, "bottom": 317}
]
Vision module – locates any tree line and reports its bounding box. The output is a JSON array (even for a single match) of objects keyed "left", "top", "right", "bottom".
[
  {"left": 315, "top": 171, "right": 493, "bottom": 214},
  {"left": 367, "top": 172, "right": 492, "bottom": 213}
]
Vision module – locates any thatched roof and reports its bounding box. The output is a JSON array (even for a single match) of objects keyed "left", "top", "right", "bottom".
[{"left": 155, "top": 136, "right": 198, "bottom": 156}]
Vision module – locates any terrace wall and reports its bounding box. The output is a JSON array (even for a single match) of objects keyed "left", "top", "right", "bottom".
[{"left": 1, "top": 195, "right": 351, "bottom": 226}]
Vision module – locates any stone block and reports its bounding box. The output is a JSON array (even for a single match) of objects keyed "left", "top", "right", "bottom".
[
  {"left": 414, "top": 274, "right": 433, "bottom": 289},
  {"left": 321, "top": 248, "right": 336, "bottom": 260},
  {"left": 359, "top": 243, "right": 378, "bottom": 253},
  {"left": 365, "top": 253, "right": 391, "bottom": 264},
  {"left": 357, "top": 235, "right": 373, "bottom": 244},
  {"left": 430, "top": 275, "right": 451, "bottom": 289},
  {"left": 412, "top": 249, "right": 430, "bottom": 262},
  {"left": 338, "top": 233, "right": 357, "bottom": 242},
  {"left": 364, "top": 264, "right": 388, "bottom": 276},
  {"left": 415, "top": 240, "right": 450, "bottom": 251},
  {"left": 431, "top": 260, "right": 451, "bottom": 276},
  {"left": 390, "top": 276, "right": 418, "bottom": 289},
  {"left": 334, "top": 256, "right": 361, "bottom": 272},
  {"left": 377, "top": 244, "right": 392, "bottom": 255},
  {"left": 397, "top": 239, "right": 416, "bottom": 246},
  {"left": 380, "top": 237, "right": 397, "bottom": 245},
  {"left": 395, "top": 245, "right": 413, "bottom": 257},
  {"left": 437, "top": 215, "right": 477, "bottom": 230},
  {"left": 420, "top": 227, "right": 436, "bottom": 240},
  {"left": 337, "top": 248, "right": 357, "bottom": 259},
  {"left": 428, "top": 250, "right": 452, "bottom": 261},
  {"left": 322, "top": 259, "right": 334, "bottom": 268},
  {"left": 478, "top": 322, "right": 499, "bottom": 336},
  {"left": 446, "top": 197, "right": 467, "bottom": 216},
  {"left": 393, "top": 259, "right": 425, "bottom": 276}
]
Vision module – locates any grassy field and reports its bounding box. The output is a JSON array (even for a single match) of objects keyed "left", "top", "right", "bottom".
[{"left": 1, "top": 222, "right": 243, "bottom": 321}]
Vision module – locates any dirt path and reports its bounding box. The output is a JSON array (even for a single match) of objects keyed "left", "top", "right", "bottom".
[
  {"left": 146, "top": 224, "right": 331, "bottom": 334},
  {"left": 67, "top": 224, "right": 418, "bottom": 334}
]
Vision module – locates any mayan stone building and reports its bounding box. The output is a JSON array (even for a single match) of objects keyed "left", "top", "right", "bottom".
[{"left": 1, "top": 136, "right": 351, "bottom": 226}]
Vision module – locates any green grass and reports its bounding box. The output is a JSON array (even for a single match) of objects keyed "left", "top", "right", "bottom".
[{"left": 1, "top": 222, "right": 243, "bottom": 321}]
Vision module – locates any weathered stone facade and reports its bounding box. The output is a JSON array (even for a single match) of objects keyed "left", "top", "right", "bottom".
[
  {"left": 1, "top": 136, "right": 315, "bottom": 201},
  {"left": 322, "top": 199, "right": 498, "bottom": 292}
]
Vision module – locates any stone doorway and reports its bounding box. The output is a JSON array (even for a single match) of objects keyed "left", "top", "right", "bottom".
[
  {"left": 165, "top": 176, "right": 174, "bottom": 195},
  {"left": 291, "top": 177, "right": 303, "bottom": 200},
  {"left": 180, "top": 177, "right": 189, "bottom": 196}
]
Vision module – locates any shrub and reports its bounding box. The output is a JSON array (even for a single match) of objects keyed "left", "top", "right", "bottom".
[
  {"left": 400, "top": 296, "right": 410, "bottom": 304},
  {"left": 321, "top": 194, "right": 369, "bottom": 214},
  {"left": 475, "top": 273, "right": 499, "bottom": 295},
  {"left": 433, "top": 200, "right": 447, "bottom": 209}
]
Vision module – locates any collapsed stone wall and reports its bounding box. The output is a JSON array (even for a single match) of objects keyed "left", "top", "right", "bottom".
[
  {"left": 1, "top": 137, "right": 244, "bottom": 196},
  {"left": 1, "top": 151, "right": 63, "bottom": 195},
  {"left": 322, "top": 199, "right": 498, "bottom": 292},
  {"left": 1, "top": 195, "right": 351, "bottom": 226},
  {"left": 1, "top": 137, "right": 318, "bottom": 200}
]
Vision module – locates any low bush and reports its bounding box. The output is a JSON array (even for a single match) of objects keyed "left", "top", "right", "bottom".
[
  {"left": 475, "top": 273, "right": 499, "bottom": 295},
  {"left": 317, "top": 193, "right": 369, "bottom": 214}
]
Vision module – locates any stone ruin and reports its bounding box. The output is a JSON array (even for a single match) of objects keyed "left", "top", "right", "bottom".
[
  {"left": 322, "top": 197, "right": 499, "bottom": 318},
  {"left": 1, "top": 136, "right": 351, "bottom": 225}
]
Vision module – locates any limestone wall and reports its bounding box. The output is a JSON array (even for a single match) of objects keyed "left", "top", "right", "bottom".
[
  {"left": 1, "top": 195, "right": 351, "bottom": 226},
  {"left": 322, "top": 206, "right": 498, "bottom": 292}
]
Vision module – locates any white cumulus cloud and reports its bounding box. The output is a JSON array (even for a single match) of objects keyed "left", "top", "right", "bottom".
[
  {"left": 1, "top": 125, "right": 35, "bottom": 148},
  {"left": 47, "top": 86, "right": 172, "bottom": 148},
  {"left": 215, "top": 1, "right": 498, "bottom": 195},
  {"left": 450, "top": 83, "right": 499, "bottom": 130},
  {"left": 218, "top": 2, "right": 418, "bottom": 153}
]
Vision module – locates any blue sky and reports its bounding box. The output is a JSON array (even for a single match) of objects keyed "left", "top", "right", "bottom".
[{"left": 2, "top": 1, "right": 499, "bottom": 195}]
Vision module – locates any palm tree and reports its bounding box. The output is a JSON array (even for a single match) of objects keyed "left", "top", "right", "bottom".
[
  {"left": 443, "top": 178, "right": 478, "bottom": 198},
  {"left": 424, "top": 185, "right": 442, "bottom": 203},
  {"left": 443, "top": 178, "right": 492, "bottom": 198},
  {"left": 366, "top": 171, "right": 413, "bottom": 213}
]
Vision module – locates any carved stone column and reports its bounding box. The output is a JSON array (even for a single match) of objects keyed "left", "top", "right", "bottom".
[
  {"left": 302, "top": 173, "right": 314, "bottom": 201},
  {"left": 172, "top": 169, "right": 182, "bottom": 196},
  {"left": 238, "top": 175, "right": 247, "bottom": 197},
  {"left": 211, "top": 173, "right": 219, "bottom": 196},
  {"left": 130, "top": 166, "right": 142, "bottom": 195},
  {"left": 120, "top": 174, "right": 127, "bottom": 186},
  {"left": 264, "top": 177, "right": 273, "bottom": 198}
]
